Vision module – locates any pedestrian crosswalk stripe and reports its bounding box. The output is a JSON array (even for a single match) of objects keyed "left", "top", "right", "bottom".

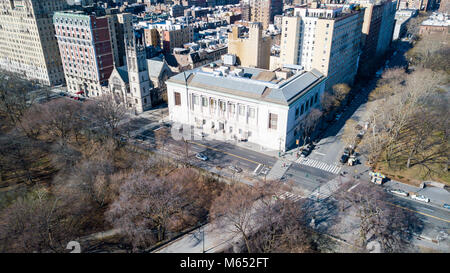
[{"left": 296, "top": 157, "right": 341, "bottom": 174}]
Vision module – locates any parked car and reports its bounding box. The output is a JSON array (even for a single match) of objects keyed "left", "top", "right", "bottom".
[
  {"left": 340, "top": 154, "right": 349, "bottom": 164},
  {"left": 443, "top": 204, "right": 450, "bottom": 210},
  {"left": 357, "top": 130, "right": 365, "bottom": 138},
  {"left": 260, "top": 167, "right": 270, "bottom": 176},
  {"left": 195, "top": 153, "right": 208, "bottom": 161},
  {"left": 300, "top": 144, "right": 314, "bottom": 157},
  {"left": 343, "top": 147, "right": 353, "bottom": 156},
  {"left": 228, "top": 165, "right": 242, "bottom": 173},
  {"left": 389, "top": 189, "right": 409, "bottom": 197},
  {"left": 411, "top": 194, "right": 430, "bottom": 203},
  {"left": 134, "top": 135, "right": 147, "bottom": 141},
  {"left": 196, "top": 131, "right": 206, "bottom": 138}
]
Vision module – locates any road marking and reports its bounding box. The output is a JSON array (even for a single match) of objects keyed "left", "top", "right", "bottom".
[
  {"left": 188, "top": 140, "right": 263, "bottom": 165},
  {"left": 297, "top": 158, "right": 341, "bottom": 174},
  {"left": 348, "top": 183, "right": 360, "bottom": 192},
  {"left": 420, "top": 207, "right": 435, "bottom": 213},
  {"left": 386, "top": 201, "right": 450, "bottom": 223},
  {"left": 313, "top": 151, "right": 326, "bottom": 156}
]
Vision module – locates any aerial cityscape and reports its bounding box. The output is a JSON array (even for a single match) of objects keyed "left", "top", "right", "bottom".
[{"left": 0, "top": 0, "right": 448, "bottom": 260}]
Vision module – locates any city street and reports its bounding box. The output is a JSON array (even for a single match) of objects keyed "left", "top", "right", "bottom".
[{"left": 123, "top": 40, "right": 449, "bottom": 252}]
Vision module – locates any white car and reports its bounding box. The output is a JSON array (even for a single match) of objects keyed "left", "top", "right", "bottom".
[
  {"left": 228, "top": 165, "right": 242, "bottom": 173},
  {"left": 411, "top": 194, "right": 430, "bottom": 203},
  {"left": 195, "top": 153, "right": 208, "bottom": 161},
  {"left": 389, "top": 189, "right": 409, "bottom": 197}
]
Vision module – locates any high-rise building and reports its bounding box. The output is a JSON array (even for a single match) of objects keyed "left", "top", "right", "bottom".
[
  {"left": 277, "top": 3, "right": 364, "bottom": 90},
  {"left": 241, "top": 1, "right": 251, "bottom": 21},
  {"left": 54, "top": 11, "right": 114, "bottom": 96},
  {"left": 227, "top": 22, "right": 272, "bottom": 69},
  {"left": 250, "top": 0, "right": 283, "bottom": 29},
  {"left": 349, "top": 0, "right": 396, "bottom": 75},
  {"left": 107, "top": 13, "right": 132, "bottom": 68},
  {"left": 0, "top": 0, "right": 69, "bottom": 86},
  {"left": 397, "top": 0, "right": 437, "bottom": 11}
]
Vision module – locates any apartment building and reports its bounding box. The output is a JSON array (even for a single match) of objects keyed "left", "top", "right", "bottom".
[
  {"left": 250, "top": 0, "right": 283, "bottom": 29},
  {"left": 349, "top": 0, "right": 396, "bottom": 75},
  {"left": 140, "top": 21, "right": 194, "bottom": 53},
  {"left": 166, "top": 61, "right": 326, "bottom": 151},
  {"left": 398, "top": 0, "right": 437, "bottom": 10},
  {"left": 54, "top": 11, "right": 114, "bottom": 96},
  {"left": 419, "top": 12, "right": 449, "bottom": 36},
  {"left": 227, "top": 22, "right": 272, "bottom": 69},
  {"left": 107, "top": 12, "right": 135, "bottom": 67},
  {"left": 277, "top": 3, "right": 364, "bottom": 90},
  {"left": 0, "top": 0, "right": 68, "bottom": 86}
]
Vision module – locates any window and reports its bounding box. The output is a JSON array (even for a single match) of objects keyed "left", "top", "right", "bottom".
[
  {"left": 300, "top": 104, "right": 304, "bottom": 115},
  {"left": 295, "top": 107, "right": 299, "bottom": 117},
  {"left": 219, "top": 101, "right": 226, "bottom": 112},
  {"left": 230, "top": 103, "right": 236, "bottom": 114},
  {"left": 174, "top": 92, "right": 181, "bottom": 105},
  {"left": 193, "top": 94, "right": 199, "bottom": 105},
  {"left": 268, "top": 113, "right": 278, "bottom": 130},
  {"left": 239, "top": 105, "right": 245, "bottom": 116},
  {"left": 249, "top": 108, "right": 255, "bottom": 118},
  {"left": 202, "top": 97, "right": 208, "bottom": 107}
]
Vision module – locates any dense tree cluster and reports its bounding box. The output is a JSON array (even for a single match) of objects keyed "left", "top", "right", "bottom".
[{"left": 362, "top": 68, "right": 449, "bottom": 179}]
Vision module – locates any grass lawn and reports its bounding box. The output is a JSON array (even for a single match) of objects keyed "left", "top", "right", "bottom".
[{"left": 375, "top": 160, "right": 450, "bottom": 187}]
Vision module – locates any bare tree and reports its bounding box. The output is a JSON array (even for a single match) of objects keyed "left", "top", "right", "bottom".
[
  {"left": 369, "top": 68, "right": 407, "bottom": 101},
  {"left": 35, "top": 98, "right": 83, "bottom": 146},
  {"left": 406, "top": 33, "right": 450, "bottom": 71},
  {"left": 0, "top": 187, "right": 81, "bottom": 253},
  {"left": 83, "top": 94, "right": 128, "bottom": 141},
  {"left": 0, "top": 72, "right": 38, "bottom": 129},
  {"left": 332, "top": 83, "right": 351, "bottom": 107},
  {"left": 209, "top": 183, "right": 260, "bottom": 253},
  {"left": 0, "top": 132, "right": 46, "bottom": 185},
  {"left": 298, "top": 108, "right": 322, "bottom": 145},
  {"left": 105, "top": 170, "right": 186, "bottom": 250},
  {"left": 249, "top": 196, "right": 315, "bottom": 253},
  {"left": 320, "top": 91, "right": 338, "bottom": 117},
  {"left": 336, "top": 182, "right": 422, "bottom": 252}
]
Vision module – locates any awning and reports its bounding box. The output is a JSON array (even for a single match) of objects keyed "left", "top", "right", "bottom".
[{"left": 76, "top": 91, "right": 84, "bottom": 95}]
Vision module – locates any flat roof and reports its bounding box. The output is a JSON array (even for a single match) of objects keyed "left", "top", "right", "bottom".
[{"left": 167, "top": 62, "right": 325, "bottom": 106}]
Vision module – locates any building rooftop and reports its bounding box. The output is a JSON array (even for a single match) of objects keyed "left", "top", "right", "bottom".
[
  {"left": 167, "top": 61, "right": 325, "bottom": 106},
  {"left": 421, "top": 12, "right": 449, "bottom": 27}
]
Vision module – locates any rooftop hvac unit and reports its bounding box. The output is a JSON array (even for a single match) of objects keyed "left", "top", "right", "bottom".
[
  {"left": 223, "top": 54, "right": 236, "bottom": 66},
  {"left": 233, "top": 68, "right": 244, "bottom": 77}
]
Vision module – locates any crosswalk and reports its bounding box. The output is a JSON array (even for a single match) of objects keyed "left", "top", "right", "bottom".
[
  {"left": 276, "top": 191, "right": 303, "bottom": 203},
  {"left": 296, "top": 157, "right": 341, "bottom": 175}
]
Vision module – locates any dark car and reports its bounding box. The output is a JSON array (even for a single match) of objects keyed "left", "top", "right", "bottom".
[
  {"left": 340, "top": 154, "right": 349, "bottom": 164},
  {"left": 300, "top": 144, "right": 314, "bottom": 158},
  {"left": 301, "top": 148, "right": 311, "bottom": 157},
  {"left": 343, "top": 147, "right": 353, "bottom": 156}
]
